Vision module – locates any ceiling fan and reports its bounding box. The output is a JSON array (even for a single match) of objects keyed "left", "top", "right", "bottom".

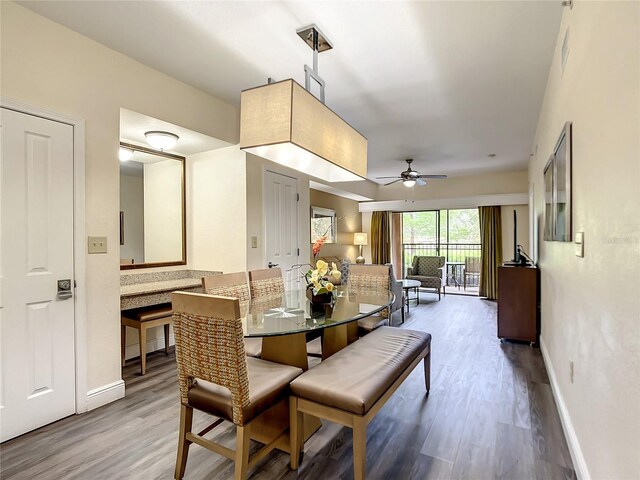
[{"left": 376, "top": 159, "right": 447, "bottom": 187}]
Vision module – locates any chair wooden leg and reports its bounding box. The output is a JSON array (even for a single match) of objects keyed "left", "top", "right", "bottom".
[
  {"left": 139, "top": 326, "right": 147, "bottom": 375},
  {"left": 164, "top": 323, "right": 170, "bottom": 354},
  {"left": 289, "top": 397, "right": 303, "bottom": 470},
  {"left": 175, "top": 405, "right": 193, "bottom": 479},
  {"left": 464, "top": 274, "right": 467, "bottom": 290},
  {"left": 121, "top": 324, "right": 126, "bottom": 367},
  {"left": 424, "top": 352, "right": 431, "bottom": 394},
  {"left": 352, "top": 417, "right": 367, "bottom": 480},
  {"left": 234, "top": 424, "right": 251, "bottom": 480}
]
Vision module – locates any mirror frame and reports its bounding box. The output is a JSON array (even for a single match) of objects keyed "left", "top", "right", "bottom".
[
  {"left": 310, "top": 206, "right": 337, "bottom": 244},
  {"left": 120, "top": 142, "right": 187, "bottom": 270}
]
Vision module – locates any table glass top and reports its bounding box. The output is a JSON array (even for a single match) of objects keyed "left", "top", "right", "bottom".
[{"left": 241, "top": 286, "right": 393, "bottom": 338}]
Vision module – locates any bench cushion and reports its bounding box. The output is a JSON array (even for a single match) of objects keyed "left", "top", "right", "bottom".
[
  {"left": 290, "top": 327, "right": 431, "bottom": 415},
  {"left": 188, "top": 357, "right": 302, "bottom": 424},
  {"left": 121, "top": 304, "right": 172, "bottom": 322}
]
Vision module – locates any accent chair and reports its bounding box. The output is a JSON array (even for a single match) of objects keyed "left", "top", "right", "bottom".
[{"left": 406, "top": 256, "right": 446, "bottom": 300}]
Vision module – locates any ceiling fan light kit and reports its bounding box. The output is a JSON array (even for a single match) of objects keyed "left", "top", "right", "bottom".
[
  {"left": 240, "top": 25, "right": 367, "bottom": 183},
  {"left": 144, "top": 131, "right": 179, "bottom": 151},
  {"left": 377, "top": 158, "right": 447, "bottom": 187}
]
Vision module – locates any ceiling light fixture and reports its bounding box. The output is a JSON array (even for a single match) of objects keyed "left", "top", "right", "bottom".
[
  {"left": 403, "top": 179, "right": 416, "bottom": 188},
  {"left": 239, "top": 25, "right": 367, "bottom": 183},
  {"left": 144, "top": 131, "right": 179, "bottom": 151},
  {"left": 119, "top": 147, "right": 133, "bottom": 162}
]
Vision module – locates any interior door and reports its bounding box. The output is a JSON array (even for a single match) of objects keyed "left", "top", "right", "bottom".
[
  {"left": 0, "top": 108, "right": 76, "bottom": 442},
  {"left": 264, "top": 170, "right": 298, "bottom": 285}
]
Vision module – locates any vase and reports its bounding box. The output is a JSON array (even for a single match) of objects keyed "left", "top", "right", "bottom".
[{"left": 306, "top": 289, "right": 334, "bottom": 314}]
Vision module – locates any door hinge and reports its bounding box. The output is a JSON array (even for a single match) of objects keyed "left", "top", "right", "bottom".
[
  {"left": 297, "top": 193, "right": 300, "bottom": 202},
  {"left": 297, "top": 248, "right": 300, "bottom": 256},
  {"left": 74, "top": 280, "right": 77, "bottom": 288}
]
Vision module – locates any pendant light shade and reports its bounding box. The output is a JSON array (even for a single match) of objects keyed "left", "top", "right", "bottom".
[
  {"left": 145, "top": 131, "right": 179, "bottom": 151},
  {"left": 240, "top": 79, "right": 367, "bottom": 182}
]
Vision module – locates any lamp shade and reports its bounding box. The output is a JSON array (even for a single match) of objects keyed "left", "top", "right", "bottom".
[
  {"left": 353, "top": 232, "right": 368, "bottom": 246},
  {"left": 240, "top": 79, "right": 367, "bottom": 183}
]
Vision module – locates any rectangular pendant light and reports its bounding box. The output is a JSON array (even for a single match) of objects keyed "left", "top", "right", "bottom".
[{"left": 240, "top": 79, "right": 367, "bottom": 182}]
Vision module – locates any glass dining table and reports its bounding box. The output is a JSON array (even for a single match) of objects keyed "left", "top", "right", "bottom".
[
  {"left": 236, "top": 284, "right": 393, "bottom": 449},
  {"left": 240, "top": 285, "right": 394, "bottom": 370}
]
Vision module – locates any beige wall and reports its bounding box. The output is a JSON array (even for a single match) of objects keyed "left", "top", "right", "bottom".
[
  {"left": 188, "top": 147, "right": 247, "bottom": 273},
  {"left": 309, "top": 189, "right": 362, "bottom": 263},
  {"left": 375, "top": 170, "right": 528, "bottom": 201},
  {"left": 529, "top": 3, "right": 640, "bottom": 479},
  {"left": 143, "top": 160, "right": 183, "bottom": 263},
  {"left": 0, "top": 2, "right": 237, "bottom": 392}
]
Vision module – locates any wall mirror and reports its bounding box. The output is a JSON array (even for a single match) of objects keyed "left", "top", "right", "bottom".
[
  {"left": 310, "top": 206, "right": 336, "bottom": 243},
  {"left": 119, "top": 142, "right": 186, "bottom": 269}
]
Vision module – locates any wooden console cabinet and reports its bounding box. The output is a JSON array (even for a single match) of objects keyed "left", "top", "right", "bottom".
[{"left": 497, "top": 265, "right": 540, "bottom": 344}]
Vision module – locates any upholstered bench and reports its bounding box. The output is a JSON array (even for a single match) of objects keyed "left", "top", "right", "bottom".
[
  {"left": 121, "top": 303, "right": 173, "bottom": 375},
  {"left": 288, "top": 326, "right": 431, "bottom": 479}
]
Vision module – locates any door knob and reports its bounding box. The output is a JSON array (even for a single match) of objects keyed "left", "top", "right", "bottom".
[
  {"left": 57, "top": 279, "right": 73, "bottom": 300},
  {"left": 268, "top": 262, "right": 279, "bottom": 268}
]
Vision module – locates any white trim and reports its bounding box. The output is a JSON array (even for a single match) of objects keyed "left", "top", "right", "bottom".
[
  {"left": 1, "top": 97, "right": 88, "bottom": 414},
  {"left": 86, "top": 380, "right": 125, "bottom": 411},
  {"left": 358, "top": 192, "right": 529, "bottom": 213},
  {"left": 540, "top": 337, "right": 590, "bottom": 480}
]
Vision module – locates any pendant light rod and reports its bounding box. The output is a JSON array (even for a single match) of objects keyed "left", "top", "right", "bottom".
[{"left": 297, "top": 24, "right": 332, "bottom": 104}]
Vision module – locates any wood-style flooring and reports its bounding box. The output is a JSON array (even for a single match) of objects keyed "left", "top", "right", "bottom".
[{"left": 0, "top": 295, "right": 575, "bottom": 479}]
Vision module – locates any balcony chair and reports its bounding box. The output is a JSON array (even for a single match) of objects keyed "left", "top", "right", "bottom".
[
  {"left": 463, "top": 257, "right": 481, "bottom": 290},
  {"left": 406, "top": 256, "right": 446, "bottom": 300},
  {"left": 202, "top": 272, "right": 261, "bottom": 358},
  {"left": 172, "top": 292, "right": 302, "bottom": 480}
]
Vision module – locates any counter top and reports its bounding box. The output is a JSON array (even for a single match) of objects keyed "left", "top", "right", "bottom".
[{"left": 120, "top": 278, "right": 203, "bottom": 297}]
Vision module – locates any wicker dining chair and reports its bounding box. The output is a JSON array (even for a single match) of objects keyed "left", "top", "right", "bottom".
[
  {"left": 202, "top": 272, "right": 261, "bottom": 358},
  {"left": 348, "top": 264, "right": 391, "bottom": 336},
  {"left": 248, "top": 268, "right": 285, "bottom": 298},
  {"left": 172, "top": 292, "right": 302, "bottom": 480}
]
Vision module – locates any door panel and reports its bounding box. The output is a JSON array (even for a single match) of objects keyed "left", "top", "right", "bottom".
[
  {"left": 0, "top": 108, "right": 76, "bottom": 442},
  {"left": 264, "top": 170, "right": 298, "bottom": 284}
]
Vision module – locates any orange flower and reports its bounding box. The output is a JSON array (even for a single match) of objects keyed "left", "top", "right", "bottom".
[{"left": 312, "top": 235, "right": 326, "bottom": 257}]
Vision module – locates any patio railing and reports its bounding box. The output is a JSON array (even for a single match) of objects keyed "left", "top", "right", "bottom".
[{"left": 402, "top": 243, "right": 482, "bottom": 286}]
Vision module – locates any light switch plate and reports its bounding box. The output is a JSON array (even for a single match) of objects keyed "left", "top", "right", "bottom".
[
  {"left": 574, "top": 232, "right": 584, "bottom": 257},
  {"left": 251, "top": 236, "right": 258, "bottom": 248},
  {"left": 88, "top": 236, "right": 108, "bottom": 254}
]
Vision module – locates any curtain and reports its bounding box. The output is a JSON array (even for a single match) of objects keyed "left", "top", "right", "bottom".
[
  {"left": 391, "top": 213, "right": 403, "bottom": 279},
  {"left": 371, "top": 211, "right": 391, "bottom": 265},
  {"left": 479, "top": 206, "right": 503, "bottom": 300}
]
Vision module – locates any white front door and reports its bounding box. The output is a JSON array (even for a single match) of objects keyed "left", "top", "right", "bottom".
[
  {"left": 0, "top": 108, "right": 76, "bottom": 442},
  {"left": 264, "top": 170, "right": 299, "bottom": 285}
]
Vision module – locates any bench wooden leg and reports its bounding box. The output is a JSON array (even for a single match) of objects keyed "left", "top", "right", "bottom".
[
  {"left": 175, "top": 405, "right": 193, "bottom": 479},
  {"left": 424, "top": 352, "right": 431, "bottom": 394},
  {"left": 121, "top": 325, "right": 126, "bottom": 367},
  {"left": 234, "top": 424, "right": 251, "bottom": 480},
  {"left": 289, "top": 397, "right": 303, "bottom": 470},
  {"left": 352, "top": 416, "right": 367, "bottom": 480},
  {"left": 139, "top": 326, "right": 147, "bottom": 375},
  {"left": 164, "top": 323, "right": 170, "bottom": 354}
]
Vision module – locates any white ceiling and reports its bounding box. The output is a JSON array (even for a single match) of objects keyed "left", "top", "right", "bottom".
[{"left": 22, "top": 1, "right": 562, "bottom": 181}]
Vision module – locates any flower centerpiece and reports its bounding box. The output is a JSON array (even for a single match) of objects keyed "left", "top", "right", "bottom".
[{"left": 305, "top": 260, "right": 341, "bottom": 306}]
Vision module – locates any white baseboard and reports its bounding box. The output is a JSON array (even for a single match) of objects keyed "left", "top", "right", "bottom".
[
  {"left": 86, "top": 380, "right": 125, "bottom": 411},
  {"left": 540, "top": 338, "right": 591, "bottom": 480},
  {"left": 124, "top": 335, "right": 175, "bottom": 361}
]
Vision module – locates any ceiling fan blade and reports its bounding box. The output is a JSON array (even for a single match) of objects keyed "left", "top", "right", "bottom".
[
  {"left": 375, "top": 176, "right": 402, "bottom": 179},
  {"left": 418, "top": 174, "right": 448, "bottom": 179},
  {"left": 384, "top": 179, "right": 403, "bottom": 186},
  {"left": 415, "top": 178, "right": 427, "bottom": 186}
]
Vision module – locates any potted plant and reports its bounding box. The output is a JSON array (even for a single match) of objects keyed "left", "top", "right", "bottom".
[{"left": 305, "top": 260, "right": 341, "bottom": 308}]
